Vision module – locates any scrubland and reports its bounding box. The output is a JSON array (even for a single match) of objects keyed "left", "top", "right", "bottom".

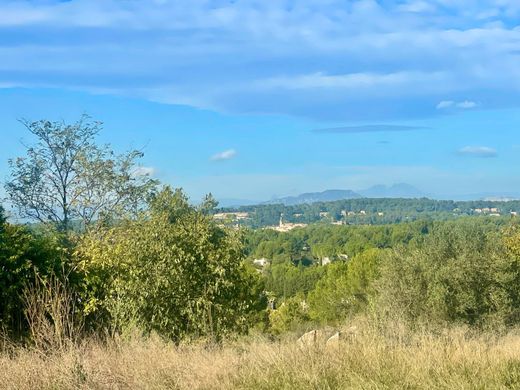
[{"left": 2, "top": 321, "right": 520, "bottom": 390}]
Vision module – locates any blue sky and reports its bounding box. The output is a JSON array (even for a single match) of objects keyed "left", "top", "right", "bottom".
[{"left": 0, "top": 0, "right": 519, "bottom": 202}]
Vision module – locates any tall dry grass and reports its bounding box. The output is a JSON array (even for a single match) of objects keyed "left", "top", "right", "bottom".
[
  {"left": 23, "top": 273, "right": 84, "bottom": 352},
  {"left": 1, "top": 319, "right": 520, "bottom": 389}
]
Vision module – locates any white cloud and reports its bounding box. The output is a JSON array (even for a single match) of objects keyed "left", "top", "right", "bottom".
[
  {"left": 456, "top": 100, "right": 477, "bottom": 109},
  {"left": 133, "top": 166, "right": 156, "bottom": 176},
  {"left": 436, "top": 100, "right": 454, "bottom": 109},
  {"left": 398, "top": 1, "right": 436, "bottom": 13},
  {"left": 437, "top": 100, "right": 478, "bottom": 109},
  {"left": 458, "top": 146, "right": 497, "bottom": 158},
  {"left": 0, "top": 0, "right": 518, "bottom": 120},
  {"left": 210, "top": 149, "right": 237, "bottom": 161},
  {"left": 259, "top": 71, "right": 449, "bottom": 92}
]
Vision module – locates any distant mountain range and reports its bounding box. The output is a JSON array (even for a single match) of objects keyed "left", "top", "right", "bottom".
[
  {"left": 217, "top": 184, "right": 520, "bottom": 208},
  {"left": 261, "top": 183, "right": 425, "bottom": 206},
  {"left": 263, "top": 189, "right": 362, "bottom": 206}
]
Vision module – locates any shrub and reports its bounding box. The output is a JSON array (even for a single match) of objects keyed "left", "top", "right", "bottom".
[
  {"left": 376, "top": 221, "right": 520, "bottom": 329},
  {"left": 268, "top": 292, "right": 310, "bottom": 334},
  {"left": 0, "top": 207, "right": 70, "bottom": 337},
  {"left": 76, "top": 187, "right": 263, "bottom": 341},
  {"left": 308, "top": 248, "right": 382, "bottom": 323}
]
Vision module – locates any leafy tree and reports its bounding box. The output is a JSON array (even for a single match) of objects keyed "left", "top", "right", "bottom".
[
  {"left": 6, "top": 115, "right": 157, "bottom": 231},
  {"left": 265, "top": 263, "right": 325, "bottom": 300},
  {"left": 269, "top": 292, "right": 310, "bottom": 334},
  {"left": 76, "top": 187, "right": 262, "bottom": 341},
  {"left": 308, "top": 249, "right": 382, "bottom": 323}
]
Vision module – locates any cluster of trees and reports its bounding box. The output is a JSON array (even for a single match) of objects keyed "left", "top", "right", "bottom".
[
  {"left": 0, "top": 117, "right": 261, "bottom": 342},
  {"left": 223, "top": 198, "right": 520, "bottom": 228},
  {"left": 1, "top": 115, "right": 520, "bottom": 344},
  {"left": 245, "top": 220, "right": 433, "bottom": 262},
  {"left": 244, "top": 219, "right": 520, "bottom": 332}
]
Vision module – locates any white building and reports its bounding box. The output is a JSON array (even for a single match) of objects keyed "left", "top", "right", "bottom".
[{"left": 253, "top": 258, "right": 270, "bottom": 267}]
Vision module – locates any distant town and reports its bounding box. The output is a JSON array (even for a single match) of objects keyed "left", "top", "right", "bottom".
[{"left": 213, "top": 197, "right": 520, "bottom": 230}]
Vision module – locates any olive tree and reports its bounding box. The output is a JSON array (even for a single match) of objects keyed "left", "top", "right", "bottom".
[{"left": 6, "top": 115, "right": 157, "bottom": 231}]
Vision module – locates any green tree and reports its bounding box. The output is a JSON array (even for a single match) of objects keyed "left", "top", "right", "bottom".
[
  {"left": 6, "top": 115, "right": 157, "bottom": 231},
  {"left": 308, "top": 249, "right": 382, "bottom": 323},
  {"left": 376, "top": 221, "right": 520, "bottom": 328},
  {"left": 77, "top": 187, "right": 262, "bottom": 341},
  {"left": 269, "top": 292, "right": 310, "bottom": 334}
]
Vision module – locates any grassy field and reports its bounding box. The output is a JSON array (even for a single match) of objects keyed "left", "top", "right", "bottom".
[{"left": 1, "top": 321, "right": 520, "bottom": 390}]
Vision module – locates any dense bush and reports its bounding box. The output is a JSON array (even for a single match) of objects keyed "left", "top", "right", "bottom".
[
  {"left": 308, "top": 248, "right": 382, "bottom": 323},
  {"left": 376, "top": 221, "right": 520, "bottom": 329},
  {"left": 265, "top": 263, "right": 325, "bottom": 301},
  {"left": 0, "top": 207, "right": 70, "bottom": 337},
  {"left": 76, "top": 187, "right": 264, "bottom": 341},
  {"left": 268, "top": 292, "right": 310, "bottom": 334}
]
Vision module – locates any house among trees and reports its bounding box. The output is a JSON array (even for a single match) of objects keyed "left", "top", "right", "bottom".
[{"left": 253, "top": 258, "right": 270, "bottom": 267}]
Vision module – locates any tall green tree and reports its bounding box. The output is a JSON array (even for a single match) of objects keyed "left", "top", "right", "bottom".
[{"left": 6, "top": 115, "right": 157, "bottom": 231}]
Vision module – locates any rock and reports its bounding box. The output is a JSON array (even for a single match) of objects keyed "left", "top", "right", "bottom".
[
  {"left": 297, "top": 330, "right": 318, "bottom": 346},
  {"left": 326, "top": 332, "right": 341, "bottom": 347}
]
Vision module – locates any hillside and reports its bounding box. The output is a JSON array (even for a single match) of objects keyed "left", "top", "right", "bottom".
[{"left": 264, "top": 189, "right": 362, "bottom": 206}]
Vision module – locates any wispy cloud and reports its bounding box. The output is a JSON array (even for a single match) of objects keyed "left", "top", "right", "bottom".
[
  {"left": 437, "top": 100, "right": 478, "bottom": 109},
  {"left": 458, "top": 146, "right": 498, "bottom": 158},
  {"left": 313, "top": 125, "right": 428, "bottom": 134},
  {"left": 259, "top": 71, "right": 447, "bottom": 90},
  {"left": 0, "top": 1, "right": 519, "bottom": 120},
  {"left": 211, "top": 149, "right": 237, "bottom": 161},
  {"left": 436, "top": 101, "right": 455, "bottom": 109},
  {"left": 457, "top": 100, "right": 478, "bottom": 109},
  {"left": 398, "top": 1, "right": 437, "bottom": 13}
]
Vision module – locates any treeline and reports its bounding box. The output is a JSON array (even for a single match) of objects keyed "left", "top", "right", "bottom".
[
  {"left": 0, "top": 117, "right": 262, "bottom": 343},
  {"left": 222, "top": 198, "right": 520, "bottom": 227}
]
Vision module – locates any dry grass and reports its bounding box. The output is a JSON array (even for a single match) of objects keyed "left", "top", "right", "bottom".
[{"left": 2, "top": 320, "right": 520, "bottom": 390}]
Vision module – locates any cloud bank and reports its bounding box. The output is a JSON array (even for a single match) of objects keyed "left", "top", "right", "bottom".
[
  {"left": 1, "top": 0, "right": 520, "bottom": 120},
  {"left": 437, "top": 100, "right": 478, "bottom": 110}
]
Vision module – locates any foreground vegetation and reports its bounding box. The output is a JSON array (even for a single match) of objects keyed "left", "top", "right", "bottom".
[
  {"left": 2, "top": 321, "right": 520, "bottom": 389},
  {"left": 2, "top": 117, "right": 520, "bottom": 388}
]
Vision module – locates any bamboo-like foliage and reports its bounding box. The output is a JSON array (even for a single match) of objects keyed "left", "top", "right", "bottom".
[{"left": 23, "top": 273, "right": 84, "bottom": 352}]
